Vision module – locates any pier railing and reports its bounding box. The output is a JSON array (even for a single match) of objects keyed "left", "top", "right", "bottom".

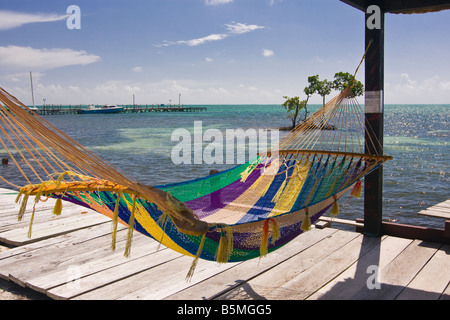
[{"left": 32, "top": 105, "right": 207, "bottom": 115}]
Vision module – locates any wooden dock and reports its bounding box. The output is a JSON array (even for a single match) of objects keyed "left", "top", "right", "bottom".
[
  {"left": 0, "top": 188, "right": 449, "bottom": 300},
  {"left": 33, "top": 105, "right": 207, "bottom": 115}
]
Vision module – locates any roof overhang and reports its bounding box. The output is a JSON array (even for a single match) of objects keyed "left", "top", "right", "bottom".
[{"left": 340, "top": 0, "right": 450, "bottom": 14}]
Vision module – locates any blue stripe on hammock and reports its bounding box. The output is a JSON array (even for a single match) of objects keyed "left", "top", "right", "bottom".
[
  {"left": 290, "top": 155, "right": 328, "bottom": 211},
  {"left": 236, "top": 158, "right": 297, "bottom": 224}
]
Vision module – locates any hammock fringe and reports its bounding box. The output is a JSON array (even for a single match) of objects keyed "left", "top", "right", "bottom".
[
  {"left": 301, "top": 208, "right": 311, "bottom": 232},
  {"left": 216, "top": 225, "right": 234, "bottom": 264},
  {"left": 331, "top": 196, "right": 339, "bottom": 217},
  {"left": 260, "top": 218, "right": 280, "bottom": 257},
  {"left": 111, "top": 191, "right": 122, "bottom": 251},
  {"left": 124, "top": 194, "right": 137, "bottom": 258},
  {"left": 351, "top": 180, "right": 362, "bottom": 198},
  {"left": 186, "top": 232, "right": 206, "bottom": 282},
  {"left": 53, "top": 198, "right": 63, "bottom": 216}
]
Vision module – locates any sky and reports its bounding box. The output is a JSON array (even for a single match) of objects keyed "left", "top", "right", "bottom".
[{"left": 0, "top": 0, "right": 449, "bottom": 106}]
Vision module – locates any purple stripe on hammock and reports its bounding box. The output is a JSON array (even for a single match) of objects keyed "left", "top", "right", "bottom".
[{"left": 185, "top": 164, "right": 264, "bottom": 220}]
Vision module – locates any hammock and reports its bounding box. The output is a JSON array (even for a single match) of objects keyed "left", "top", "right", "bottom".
[{"left": 0, "top": 57, "right": 391, "bottom": 280}]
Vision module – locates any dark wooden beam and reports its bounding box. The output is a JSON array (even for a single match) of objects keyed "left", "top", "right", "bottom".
[
  {"left": 364, "top": 0, "right": 385, "bottom": 237},
  {"left": 385, "top": 0, "right": 450, "bottom": 13},
  {"left": 340, "top": 0, "right": 365, "bottom": 11},
  {"left": 356, "top": 219, "right": 450, "bottom": 244},
  {"left": 341, "top": 0, "right": 450, "bottom": 238},
  {"left": 340, "top": 0, "right": 450, "bottom": 13}
]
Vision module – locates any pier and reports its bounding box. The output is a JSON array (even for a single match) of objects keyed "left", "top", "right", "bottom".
[
  {"left": 0, "top": 188, "right": 448, "bottom": 300},
  {"left": 32, "top": 105, "right": 207, "bottom": 115}
]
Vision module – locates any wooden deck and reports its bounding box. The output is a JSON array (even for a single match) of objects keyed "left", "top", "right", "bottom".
[
  {"left": 419, "top": 199, "right": 450, "bottom": 221},
  {"left": 0, "top": 188, "right": 449, "bottom": 300}
]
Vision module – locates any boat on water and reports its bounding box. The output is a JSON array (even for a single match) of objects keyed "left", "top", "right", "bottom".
[{"left": 80, "top": 105, "right": 124, "bottom": 114}]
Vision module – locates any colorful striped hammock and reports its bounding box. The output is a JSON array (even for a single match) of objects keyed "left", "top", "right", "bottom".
[{"left": 0, "top": 64, "right": 391, "bottom": 279}]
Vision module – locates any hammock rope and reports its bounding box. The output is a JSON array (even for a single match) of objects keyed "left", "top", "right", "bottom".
[{"left": 0, "top": 46, "right": 392, "bottom": 280}]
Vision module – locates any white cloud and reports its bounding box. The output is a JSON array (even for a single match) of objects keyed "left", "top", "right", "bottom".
[
  {"left": 155, "top": 33, "right": 228, "bottom": 47},
  {"left": 0, "top": 45, "right": 101, "bottom": 71},
  {"left": 0, "top": 10, "right": 68, "bottom": 30},
  {"left": 399, "top": 73, "right": 417, "bottom": 90},
  {"left": 184, "top": 33, "right": 229, "bottom": 46},
  {"left": 225, "top": 22, "right": 265, "bottom": 34},
  {"left": 205, "top": 0, "right": 233, "bottom": 5},
  {"left": 262, "top": 49, "right": 274, "bottom": 57},
  {"left": 155, "top": 22, "right": 264, "bottom": 47},
  {"left": 132, "top": 66, "right": 143, "bottom": 73},
  {"left": 386, "top": 73, "right": 450, "bottom": 103},
  {"left": 1, "top": 71, "right": 45, "bottom": 83},
  {"left": 4, "top": 77, "right": 288, "bottom": 106},
  {"left": 205, "top": 57, "right": 213, "bottom": 63}
]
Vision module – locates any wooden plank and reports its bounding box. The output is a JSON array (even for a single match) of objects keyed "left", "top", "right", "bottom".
[
  {"left": 418, "top": 209, "right": 450, "bottom": 220},
  {"left": 0, "top": 210, "right": 96, "bottom": 234},
  {"left": 165, "top": 227, "right": 338, "bottom": 300},
  {"left": 213, "top": 229, "right": 364, "bottom": 300},
  {"left": 0, "top": 196, "right": 106, "bottom": 246},
  {"left": 420, "top": 206, "right": 450, "bottom": 214},
  {"left": 434, "top": 200, "right": 450, "bottom": 209},
  {"left": 418, "top": 198, "right": 450, "bottom": 220},
  {"left": 26, "top": 233, "right": 162, "bottom": 294},
  {"left": 0, "top": 198, "right": 80, "bottom": 225},
  {"left": 0, "top": 206, "right": 105, "bottom": 233},
  {"left": 18, "top": 229, "right": 147, "bottom": 290},
  {"left": 396, "top": 244, "right": 450, "bottom": 300},
  {"left": 272, "top": 234, "right": 381, "bottom": 300},
  {"left": 45, "top": 244, "right": 182, "bottom": 300},
  {"left": 0, "top": 212, "right": 109, "bottom": 246},
  {"left": 72, "top": 255, "right": 234, "bottom": 300},
  {"left": 4, "top": 228, "right": 127, "bottom": 286},
  {"left": 120, "top": 260, "right": 239, "bottom": 300},
  {"left": 0, "top": 204, "right": 66, "bottom": 226},
  {"left": 308, "top": 236, "right": 413, "bottom": 299},
  {"left": 431, "top": 202, "right": 450, "bottom": 209},
  {"left": 319, "top": 216, "right": 364, "bottom": 228},
  {"left": 352, "top": 240, "right": 441, "bottom": 300},
  {"left": 424, "top": 206, "right": 450, "bottom": 213},
  {"left": 0, "top": 221, "right": 117, "bottom": 262},
  {"left": 0, "top": 223, "right": 124, "bottom": 282}
]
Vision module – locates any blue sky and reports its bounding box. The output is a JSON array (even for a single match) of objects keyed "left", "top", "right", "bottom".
[{"left": 0, "top": 0, "right": 449, "bottom": 105}]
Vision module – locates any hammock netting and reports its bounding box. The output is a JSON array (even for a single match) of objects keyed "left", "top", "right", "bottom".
[{"left": 0, "top": 62, "right": 392, "bottom": 279}]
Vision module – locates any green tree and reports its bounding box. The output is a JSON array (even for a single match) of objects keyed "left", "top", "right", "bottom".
[
  {"left": 303, "top": 75, "right": 319, "bottom": 117},
  {"left": 333, "top": 72, "right": 364, "bottom": 97},
  {"left": 282, "top": 96, "right": 307, "bottom": 129},
  {"left": 316, "top": 79, "right": 333, "bottom": 106}
]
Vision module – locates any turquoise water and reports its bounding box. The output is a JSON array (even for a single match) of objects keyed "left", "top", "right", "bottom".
[{"left": 1, "top": 104, "right": 448, "bottom": 229}]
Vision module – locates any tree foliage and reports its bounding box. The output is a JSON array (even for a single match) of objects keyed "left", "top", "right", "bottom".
[
  {"left": 282, "top": 96, "right": 307, "bottom": 129},
  {"left": 281, "top": 71, "right": 363, "bottom": 129},
  {"left": 316, "top": 79, "right": 333, "bottom": 106},
  {"left": 333, "top": 72, "right": 364, "bottom": 97}
]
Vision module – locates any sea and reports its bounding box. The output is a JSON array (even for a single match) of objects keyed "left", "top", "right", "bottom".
[{"left": 1, "top": 104, "right": 448, "bottom": 229}]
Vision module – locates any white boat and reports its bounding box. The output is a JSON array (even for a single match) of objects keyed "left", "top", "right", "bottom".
[{"left": 80, "top": 105, "right": 124, "bottom": 114}]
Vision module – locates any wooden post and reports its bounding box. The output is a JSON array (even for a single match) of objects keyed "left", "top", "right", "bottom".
[{"left": 364, "top": 1, "right": 385, "bottom": 237}]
